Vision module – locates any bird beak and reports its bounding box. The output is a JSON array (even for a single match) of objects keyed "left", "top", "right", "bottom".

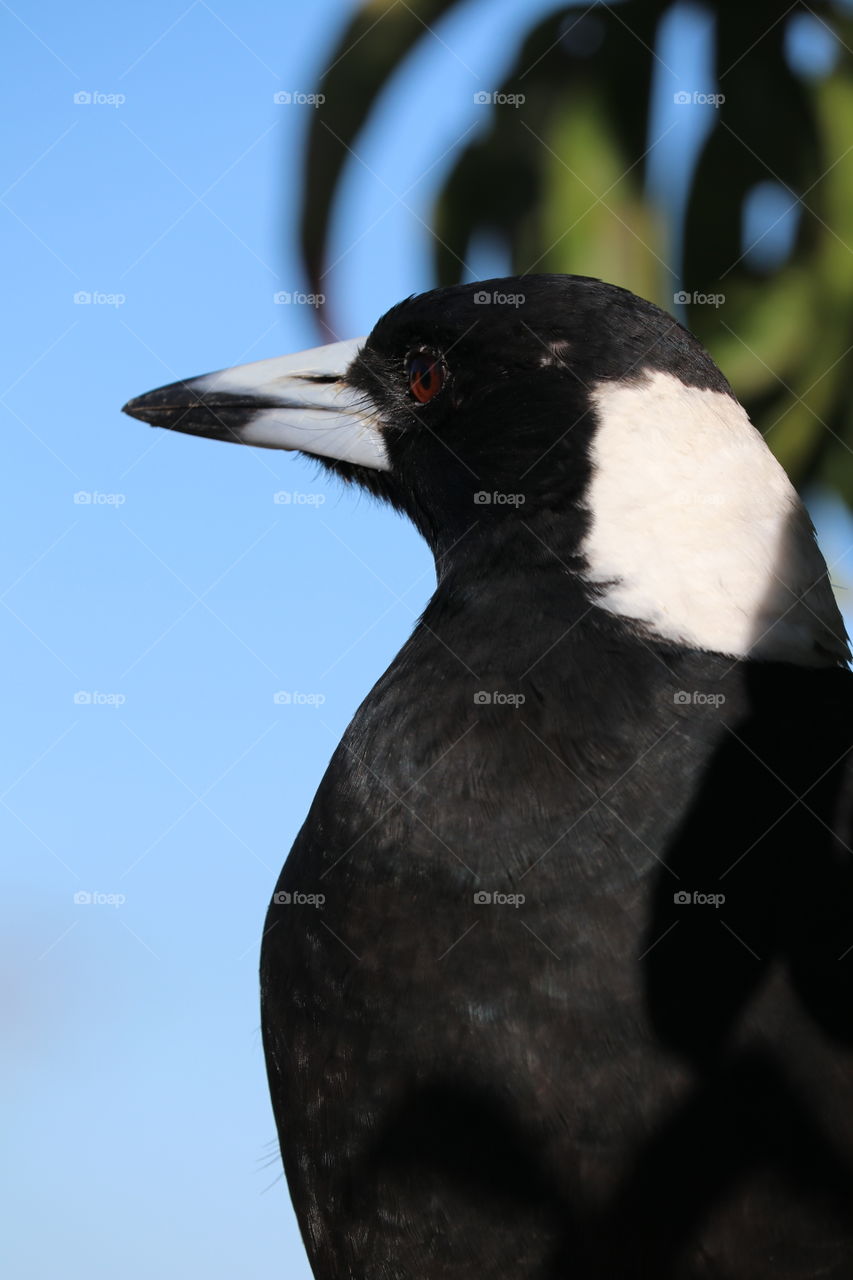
[{"left": 122, "top": 336, "right": 389, "bottom": 471}]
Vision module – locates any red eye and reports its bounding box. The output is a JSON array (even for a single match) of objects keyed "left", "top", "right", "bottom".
[{"left": 407, "top": 352, "right": 445, "bottom": 404}]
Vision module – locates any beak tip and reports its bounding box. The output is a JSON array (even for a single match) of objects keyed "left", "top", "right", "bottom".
[{"left": 122, "top": 395, "right": 159, "bottom": 426}]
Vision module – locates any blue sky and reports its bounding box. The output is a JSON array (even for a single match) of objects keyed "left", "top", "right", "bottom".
[{"left": 4, "top": 2, "right": 853, "bottom": 1278}]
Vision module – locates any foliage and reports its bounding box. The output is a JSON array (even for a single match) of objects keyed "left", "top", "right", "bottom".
[{"left": 299, "top": 1, "right": 853, "bottom": 504}]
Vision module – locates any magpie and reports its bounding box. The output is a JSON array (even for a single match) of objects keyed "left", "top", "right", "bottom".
[{"left": 124, "top": 275, "right": 853, "bottom": 1279}]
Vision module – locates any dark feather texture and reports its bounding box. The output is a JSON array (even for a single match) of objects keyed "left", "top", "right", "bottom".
[
  {"left": 262, "top": 597, "right": 853, "bottom": 1277},
  {"left": 256, "top": 279, "right": 853, "bottom": 1278},
  {"left": 126, "top": 273, "right": 853, "bottom": 1277}
]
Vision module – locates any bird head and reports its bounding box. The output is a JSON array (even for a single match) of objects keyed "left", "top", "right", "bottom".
[{"left": 123, "top": 274, "right": 848, "bottom": 668}]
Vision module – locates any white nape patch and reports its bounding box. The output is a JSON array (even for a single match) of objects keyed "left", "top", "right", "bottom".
[
  {"left": 581, "top": 370, "right": 849, "bottom": 667},
  {"left": 197, "top": 336, "right": 390, "bottom": 471}
]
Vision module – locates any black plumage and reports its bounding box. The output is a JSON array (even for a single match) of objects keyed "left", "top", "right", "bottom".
[{"left": 124, "top": 276, "right": 853, "bottom": 1278}]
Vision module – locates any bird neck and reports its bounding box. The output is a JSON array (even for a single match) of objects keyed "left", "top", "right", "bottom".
[
  {"left": 421, "top": 554, "right": 616, "bottom": 680},
  {"left": 431, "top": 510, "right": 587, "bottom": 590}
]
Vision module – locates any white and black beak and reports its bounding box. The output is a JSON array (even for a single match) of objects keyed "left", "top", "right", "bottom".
[{"left": 123, "top": 337, "right": 390, "bottom": 471}]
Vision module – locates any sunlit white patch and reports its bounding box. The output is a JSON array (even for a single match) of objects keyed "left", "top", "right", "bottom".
[{"left": 581, "top": 370, "right": 848, "bottom": 667}]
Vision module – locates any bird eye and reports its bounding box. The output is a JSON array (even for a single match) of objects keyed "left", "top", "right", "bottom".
[{"left": 406, "top": 352, "right": 445, "bottom": 404}]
